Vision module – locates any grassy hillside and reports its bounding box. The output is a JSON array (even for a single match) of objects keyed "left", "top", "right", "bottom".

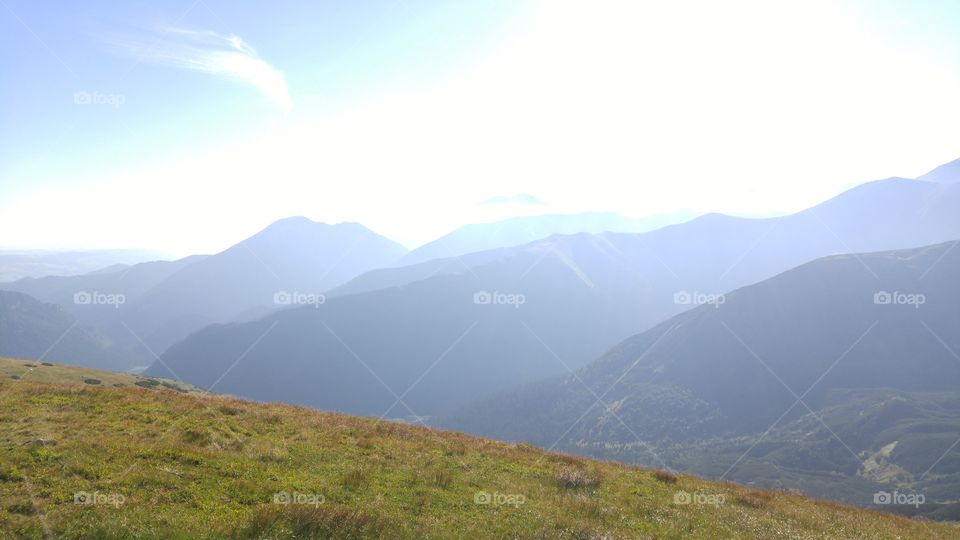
[
  {"left": 0, "top": 357, "right": 203, "bottom": 394},
  {"left": 0, "top": 359, "right": 954, "bottom": 538}
]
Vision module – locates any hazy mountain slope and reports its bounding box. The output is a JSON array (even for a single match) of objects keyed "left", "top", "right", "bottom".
[
  {"left": 116, "top": 218, "right": 407, "bottom": 352},
  {"left": 154, "top": 178, "right": 960, "bottom": 418},
  {"left": 446, "top": 239, "right": 960, "bottom": 438},
  {"left": 626, "top": 178, "right": 960, "bottom": 294},
  {"left": 0, "top": 255, "right": 209, "bottom": 367},
  {"left": 327, "top": 246, "right": 514, "bottom": 298},
  {"left": 151, "top": 260, "right": 644, "bottom": 417},
  {"left": 918, "top": 158, "right": 960, "bottom": 184},
  {"left": 0, "top": 249, "right": 167, "bottom": 282},
  {"left": 0, "top": 255, "right": 206, "bottom": 320},
  {"left": 0, "top": 369, "right": 952, "bottom": 539},
  {"left": 442, "top": 241, "right": 960, "bottom": 517},
  {"left": 398, "top": 211, "right": 696, "bottom": 266},
  {"left": 336, "top": 177, "right": 960, "bottom": 299},
  {"left": 0, "top": 291, "right": 141, "bottom": 371}
]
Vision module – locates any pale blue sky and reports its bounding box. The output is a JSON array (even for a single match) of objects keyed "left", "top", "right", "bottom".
[{"left": 1, "top": 0, "right": 959, "bottom": 255}]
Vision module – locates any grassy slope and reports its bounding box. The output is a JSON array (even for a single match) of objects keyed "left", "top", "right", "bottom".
[
  {"left": 0, "top": 357, "right": 203, "bottom": 394},
  {"left": 0, "top": 358, "right": 954, "bottom": 539}
]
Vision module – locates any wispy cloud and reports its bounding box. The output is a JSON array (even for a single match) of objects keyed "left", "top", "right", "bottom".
[{"left": 113, "top": 27, "right": 291, "bottom": 114}]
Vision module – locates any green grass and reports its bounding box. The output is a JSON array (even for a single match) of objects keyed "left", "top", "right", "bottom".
[
  {"left": 0, "top": 357, "right": 955, "bottom": 539},
  {"left": 0, "top": 357, "right": 203, "bottom": 394}
]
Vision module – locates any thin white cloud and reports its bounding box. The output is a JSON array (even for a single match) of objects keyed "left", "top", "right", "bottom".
[{"left": 114, "top": 27, "right": 291, "bottom": 114}]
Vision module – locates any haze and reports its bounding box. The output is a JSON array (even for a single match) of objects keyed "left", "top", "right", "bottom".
[{"left": 2, "top": 0, "right": 959, "bottom": 255}]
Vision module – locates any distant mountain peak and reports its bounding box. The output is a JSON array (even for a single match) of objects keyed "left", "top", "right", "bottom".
[
  {"left": 261, "top": 215, "right": 322, "bottom": 229},
  {"left": 259, "top": 216, "right": 385, "bottom": 236},
  {"left": 252, "top": 217, "right": 394, "bottom": 245}
]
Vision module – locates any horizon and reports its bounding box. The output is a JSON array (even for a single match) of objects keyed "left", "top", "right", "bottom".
[{"left": 0, "top": 158, "right": 951, "bottom": 258}]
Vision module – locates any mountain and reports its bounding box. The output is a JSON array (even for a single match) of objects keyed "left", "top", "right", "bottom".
[
  {"left": 1, "top": 219, "right": 407, "bottom": 362},
  {"left": 338, "top": 176, "right": 960, "bottom": 298},
  {"left": 671, "top": 388, "right": 960, "bottom": 521},
  {"left": 0, "top": 255, "right": 207, "bottom": 322},
  {"left": 0, "top": 255, "right": 209, "bottom": 364},
  {"left": 152, "top": 176, "right": 960, "bottom": 418},
  {"left": 0, "top": 291, "right": 139, "bottom": 371},
  {"left": 121, "top": 218, "right": 407, "bottom": 352},
  {"left": 398, "top": 211, "right": 696, "bottom": 266},
  {"left": 0, "top": 362, "right": 950, "bottom": 539},
  {"left": 1, "top": 218, "right": 407, "bottom": 365},
  {"left": 442, "top": 241, "right": 960, "bottom": 519},
  {"left": 0, "top": 248, "right": 167, "bottom": 282},
  {"left": 918, "top": 158, "right": 960, "bottom": 184}
]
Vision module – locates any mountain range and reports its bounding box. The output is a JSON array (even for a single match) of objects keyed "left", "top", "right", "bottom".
[
  {"left": 150, "top": 168, "right": 960, "bottom": 420},
  {"left": 3, "top": 158, "right": 960, "bottom": 520},
  {"left": 0, "top": 248, "right": 167, "bottom": 282},
  {"left": 397, "top": 211, "right": 697, "bottom": 266},
  {"left": 1, "top": 219, "right": 407, "bottom": 363}
]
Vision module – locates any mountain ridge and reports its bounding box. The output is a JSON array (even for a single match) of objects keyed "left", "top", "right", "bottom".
[{"left": 151, "top": 177, "right": 960, "bottom": 419}]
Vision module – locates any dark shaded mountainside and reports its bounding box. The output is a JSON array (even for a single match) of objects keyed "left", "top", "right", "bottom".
[
  {"left": 442, "top": 241, "right": 960, "bottom": 520},
  {"left": 1, "top": 218, "right": 407, "bottom": 366},
  {"left": 0, "top": 358, "right": 955, "bottom": 539},
  {"left": 0, "top": 291, "right": 133, "bottom": 371},
  {"left": 152, "top": 177, "right": 960, "bottom": 418}
]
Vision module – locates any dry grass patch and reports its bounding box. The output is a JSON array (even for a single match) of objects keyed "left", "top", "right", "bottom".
[
  {"left": 734, "top": 489, "right": 777, "bottom": 509},
  {"left": 549, "top": 452, "right": 588, "bottom": 467},
  {"left": 556, "top": 467, "right": 602, "bottom": 490},
  {"left": 240, "top": 504, "right": 399, "bottom": 539},
  {"left": 341, "top": 468, "right": 370, "bottom": 489},
  {"left": 653, "top": 470, "right": 678, "bottom": 484},
  {"left": 430, "top": 468, "right": 454, "bottom": 489}
]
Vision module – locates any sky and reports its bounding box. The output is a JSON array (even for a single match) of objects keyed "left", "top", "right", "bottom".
[{"left": 1, "top": 0, "right": 959, "bottom": 256}]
